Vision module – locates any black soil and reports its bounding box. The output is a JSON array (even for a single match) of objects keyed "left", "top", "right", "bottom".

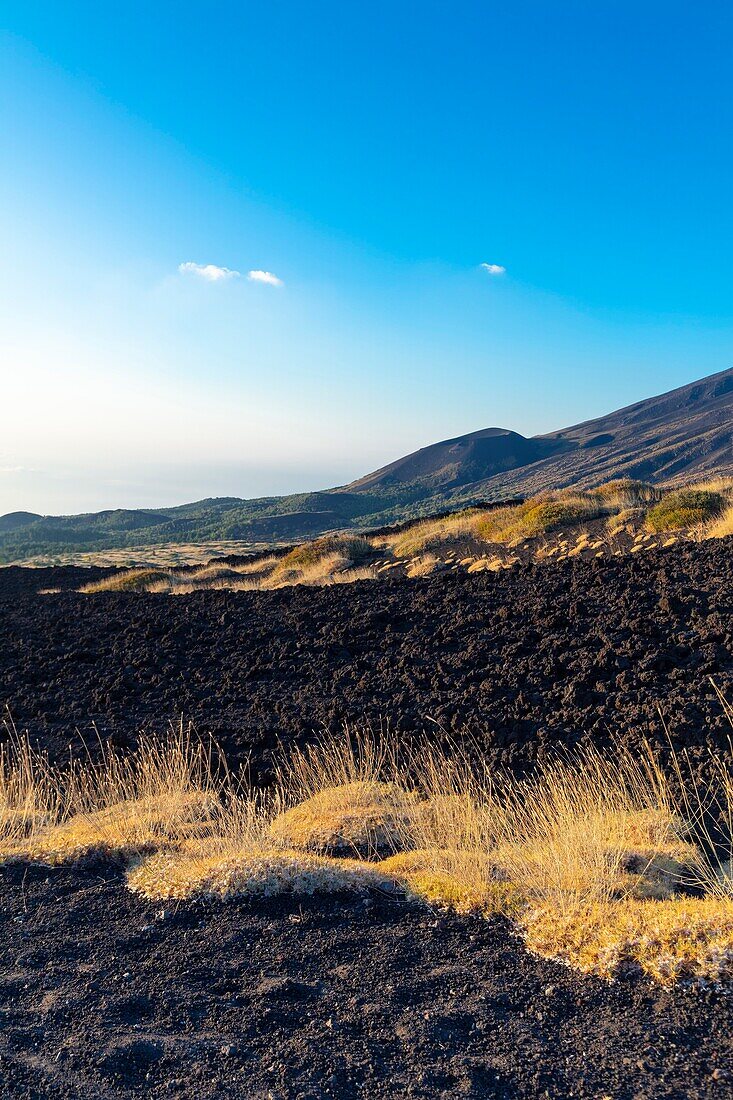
[
  {"left": 2, "top": 859, "right": 732, "bottom": 1100},
  {"left": 1, "top": 541, "right": 732, "bottom": 777}
]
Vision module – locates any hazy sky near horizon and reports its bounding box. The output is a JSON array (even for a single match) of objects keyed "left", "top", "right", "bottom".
[{"left": 2, "top": 2, "right": 733, "bottom": 514}]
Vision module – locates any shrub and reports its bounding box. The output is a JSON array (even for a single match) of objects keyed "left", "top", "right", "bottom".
[
  {"left": 476, "top": 493, "right": 605, "bottom": 543},
  {"left": 646, "top": 490, "right": 725, "bottom": 532},
  {"left": 275, "top": 535, "right": 372, "bottom": 573},
  {"left": 590, "top": 480, "right": 660, "bottom": 508}
]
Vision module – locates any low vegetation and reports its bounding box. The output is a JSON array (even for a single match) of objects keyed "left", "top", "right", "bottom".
[
  {"left": 81, "top": 568, "right": 167, "bottom": 593},
  {"left": 646, "top": 488, "right": 725, "bottom": 532},
  {"left": 4, "top": 692, "right": 733, "bottom": 985},
  {"left": 80, "top": 536, "right": 380, "bottom": 594},
  {"left": 72, "top": 479, "right": 733, "bottom": 597}
]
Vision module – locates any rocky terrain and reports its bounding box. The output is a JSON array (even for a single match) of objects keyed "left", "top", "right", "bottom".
[
  {"left": 2, "top": 860, "right": 732, "bottom": 1100},
  {"left": 2, "top": 539, "right": 732, "bottom": 776},
  {"left": 2, "top": 539, "right": 733, "bottom": 1098}
]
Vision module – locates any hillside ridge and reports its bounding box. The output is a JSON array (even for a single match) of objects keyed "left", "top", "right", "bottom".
[{"left": 2, "top": 367, "right": 732, "bottom": 561}]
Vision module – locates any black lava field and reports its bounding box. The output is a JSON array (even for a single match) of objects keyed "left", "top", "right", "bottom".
[{"left": 1, "top": 541, "right": 732, "bottom": 775}]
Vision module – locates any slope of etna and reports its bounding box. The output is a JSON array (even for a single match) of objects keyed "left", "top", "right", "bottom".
[
  {"left": 344, "top": 367, "right": 733, "bottom": 503},
  {"left": 345, "top": 427, "right": 567, "bottom": 493},
  {"left": 2, "top": 368, "right": 732, "bottom": 562},
  {"left": 2, "top": 539, "right": 732, "bottom": 776}
]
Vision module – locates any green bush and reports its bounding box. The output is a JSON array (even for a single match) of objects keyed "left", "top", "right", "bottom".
[
  {"left": 476, "top": 494, "right": 604, "bottom": 542},
  {"left": 646, "top": 490, "right": 724, "bottom": 532}
]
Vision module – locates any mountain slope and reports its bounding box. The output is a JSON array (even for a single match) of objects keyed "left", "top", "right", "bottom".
[
  {"left": 346, "top": 428, "right": 569, "bottom": 493},
  {"left": 2, "top": 367, "right": 732, "bottom": 561},
  {"left": 420, "top": 365, "right": 733, "bottom": 505}
]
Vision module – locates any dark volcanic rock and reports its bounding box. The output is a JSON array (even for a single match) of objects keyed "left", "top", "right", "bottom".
[
  {"left": 1, "top": 860, "right": 733, "bottom": 1099},
  {"left": 1, "top": 540, "right": 732, "bottom": 781}
]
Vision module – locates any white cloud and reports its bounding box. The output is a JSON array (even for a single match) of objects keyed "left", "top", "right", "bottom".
[
  {"left": 178, "top": 262, "right": 240, "bottom": 282},
  {"left": 480, "top": 262, "right": 506, "bottom": 276},
  {"left": 248, "top": 269, "right": 284, "bottom": 287}
]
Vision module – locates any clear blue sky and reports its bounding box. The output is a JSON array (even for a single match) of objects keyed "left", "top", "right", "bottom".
[{"left": 2, "top": 2, "right": 732, "bottom": 512}]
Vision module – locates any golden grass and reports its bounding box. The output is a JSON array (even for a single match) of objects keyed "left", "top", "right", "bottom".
[
  {"left": 705, "top": 503, "right": 733, "bottom": 539},
  {"left": 388, "top": 510, "right": 485, "bottom": 559},
  {"left": 0, "top": 727, "right": 67, "bottom": 853},
  {"left": 7, "top": 698, "right": 733, "bottom": 986},
  {"left": 486, "top": 747, "right": 686, "bottom": 912},
  {"left": 269, "top": 781, "right": 419, "bottom": 857},
  {"left": 0, "top": 724, "right": 220, "bottom": 863},
  {"left": 521, "top": 897, "right": 733, "bottom": 984},
  {"left": 405, "top": 553, "right": 439, "bottom": 578},
  {"left": 475, "top": 493, "right": 608, "bottom": 544},
  {"left": 270, "top": 729, "right": 419, "bottom": 857},
  {"left": 128, "top": 845, "right": 395, "bottom": 901},
  {"left": 91, "top": 539, "right": 380, "bottom": 596},
  {"left": 378, "top": 848, "right": 518, "bottom": 914},
  {"left": 74, "top": 476, "right": 733, "bottom": 599},
  {"left": 80, "top": 568, "right": 166, "bottom": 593}
]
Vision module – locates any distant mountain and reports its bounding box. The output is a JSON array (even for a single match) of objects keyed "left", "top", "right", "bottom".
[
  {"left": 345, "top": 367, "right": 733, "bottom": 502},
  {"left": 346, "top": 428, "right": 569, "bottom": 493},
  {"left": 2, "top": 367, "right": 732, "bottom": 562}
]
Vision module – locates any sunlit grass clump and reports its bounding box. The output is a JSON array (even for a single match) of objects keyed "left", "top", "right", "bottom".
[
  {"left": 521, "top": 897, "right": 733, "bottom": 984},
  {"left": 0, "top": 723, "right": 219, "bottom": 864},
  {"left": 269, "top": 781, "right": 419, "bottom": 857},
  {"left": 269, "top": 730, "right": 420, "bottom": 857},
  {"left": 6, "top": 692, "right": 733, "bottom": 986},
  {"left": 80, "top": 568, "right": 166, "bottom": 594},
  {"left": 128, "top": 845, "right": 395, "bottom": 901}
]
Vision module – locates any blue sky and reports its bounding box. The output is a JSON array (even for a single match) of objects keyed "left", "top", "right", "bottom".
[{"left": 2, "top": 2, "right": 732, "bottom": 512}]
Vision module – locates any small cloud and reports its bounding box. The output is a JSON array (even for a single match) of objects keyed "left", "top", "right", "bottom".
[
  {"left": 248, "top": 269, "right": 284, "bottom": 287},
  {"left": 178, "top": 262, "right": 240, "bottom": 282},
  {"left": 480, "top": 263, "right": 506, "bottom": 276}
]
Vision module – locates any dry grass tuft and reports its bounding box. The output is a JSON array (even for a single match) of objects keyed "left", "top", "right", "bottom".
[
  {"left": 29, "top": 790, "right": 217, "bottom": 865},
  {"left": 487, "top": 746, "right": 691, "bottom": 913},
  {"left": 0, "top": 727, "right": 67, "bottom": 855},
  {"left": 8, "top": 692, "right": 733, "bottom": 986},
  {"left": 0, "top": 725, "right": 221, "bottom": 863},
  {"left": 128, "top": 845, "right": 395, "bottom": 901},
  {"left": 705, "top": 503, "right": 733, "bottom": 539},
  {"left": 388, "top": 510, "right": 485, "bottom": 559},
  {"left": 405, "top": 554, "right": 439, "bottom": 578},
  {"left": 378, "top": 848, "right": 518, "bottom": 914},
  {"left": 270, "top": 730, "right": 418, "bottom": 857},
  {"left": 80, "top": 569, "right": 166, "bottom": 593},
  {"left": 521, "top": 897, "right": 733, "bottom": 984},
  {"left": 269, "top": 780, "right": 419, "bottom": 858}
]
